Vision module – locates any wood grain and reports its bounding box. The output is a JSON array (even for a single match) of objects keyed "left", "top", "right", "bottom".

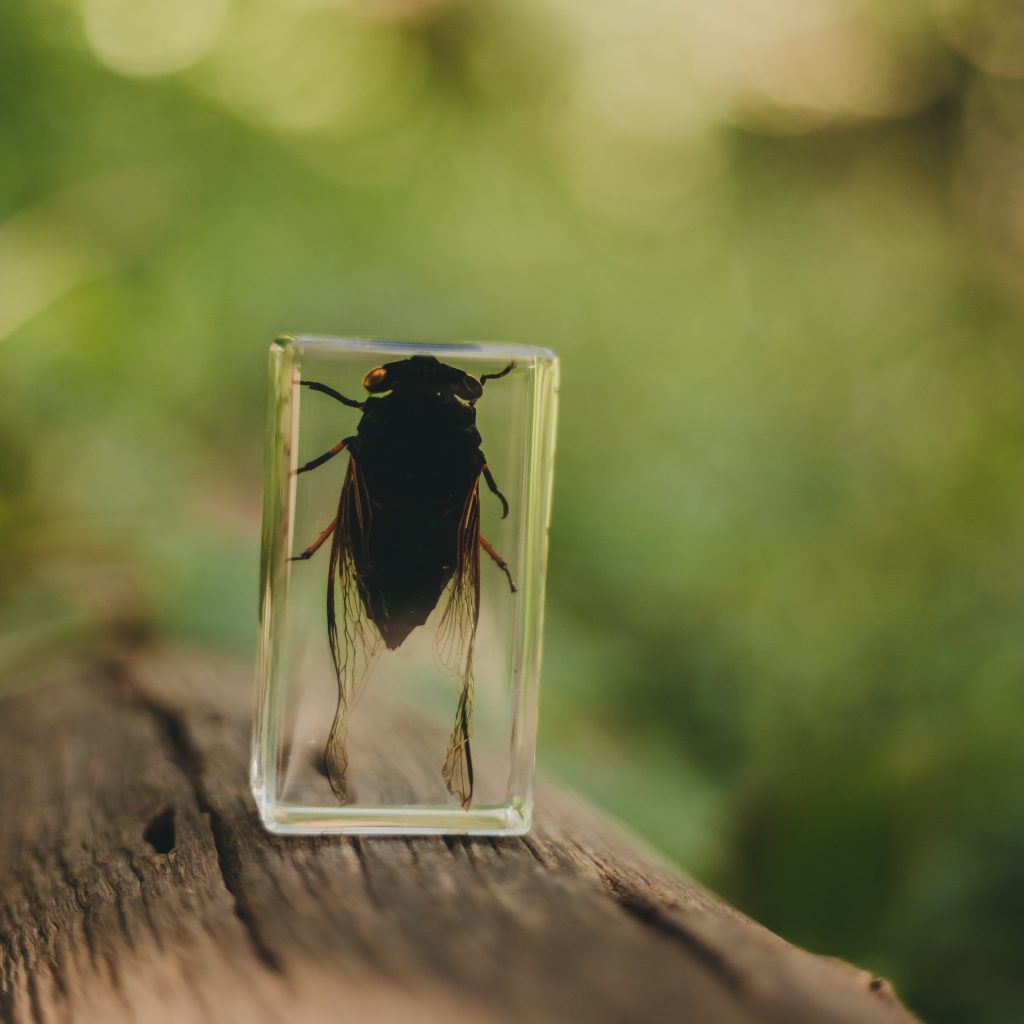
[{"left": 0, "top": 646, "right": 916, "bottom": 1024}]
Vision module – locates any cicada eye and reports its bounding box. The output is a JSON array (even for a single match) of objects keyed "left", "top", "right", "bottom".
[
  {"left": 363, "top": 366, "right": 388, "bottom": 391},
  {"left": 455, "top": 376, "right": 483, "bottom": 402}
]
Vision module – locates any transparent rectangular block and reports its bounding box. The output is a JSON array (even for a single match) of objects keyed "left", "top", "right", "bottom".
[{"left": 252, "top": 336, "right": 559, "bottom": 834}]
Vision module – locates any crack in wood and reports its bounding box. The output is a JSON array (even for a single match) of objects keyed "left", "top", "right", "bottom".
[
  {"left": 125, "top": 856, "right": 164, "bottom": 953},
  {"left": 18, "top": 928, "right": 43, "bottom": 1024},
  {"left": 6, "top": 848, "right": 71, "bottom": 1015},
  {"left": 0, "top": 900, "right": 21, "bottom": 1024},
  {"left": 56, "top": 849, "right": 98, "bottom": 975},
  {"left": 349, "top": 838, "right": 380, "bottom": 909},
  {"left": 0, "top": 978, "right": 14, "bottom": 1024},
  {"left": 518, "top": 835, "right": 547, "bottom": 867},
  {"left": 599, "top": 873, "right": 745, "bottom": 994},
  {"left": 108, "top": 668, "right": 285, "bottom": 975}
]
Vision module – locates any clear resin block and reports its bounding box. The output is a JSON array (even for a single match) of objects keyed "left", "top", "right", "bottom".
[{"left": 253, "top": 336, "right": 558, "bottom": 834}]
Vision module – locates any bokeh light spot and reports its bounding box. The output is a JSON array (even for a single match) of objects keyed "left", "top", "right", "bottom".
[
  {"left": 688, "top": 0, "right": 947, "bottom": 132},
  {"left": 80, "top": 0, "right": 230, "bottom": 78},
  {"left": 198, "top": 4, "right": 422, "bottom": 135}
]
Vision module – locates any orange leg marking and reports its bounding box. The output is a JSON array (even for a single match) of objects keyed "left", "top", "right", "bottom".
[
  {"left": 291, "top": 518, "right": 337, "bottom": 561},
  {"left": 480, "top": 534, "right": 516, "bottom": 593},
  {"left": 295, "top": 438, "right": 348, "bottom": 476}
]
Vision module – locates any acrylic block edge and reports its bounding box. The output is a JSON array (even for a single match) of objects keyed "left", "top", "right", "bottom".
[
  {"left": 255, "top": 796, "right": 533, "bottom": 837},
  {"left": 273, "top": 333, "right": 558, "bottom": 366},
  {"left": 254, "top": 334, "right": 551, "bottom": 839}
]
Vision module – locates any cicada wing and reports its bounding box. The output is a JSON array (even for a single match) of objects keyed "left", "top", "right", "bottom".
[
  {"left": 437, "top": 480, "right": 482, "bottom": 808},
  {"left": 325, "top": 456, "right": 382, "bottom": 803}
]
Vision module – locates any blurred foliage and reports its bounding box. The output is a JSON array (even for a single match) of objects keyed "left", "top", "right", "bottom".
[{"left": 3, "top": 1, "right": 1024, "bottom": 1019}]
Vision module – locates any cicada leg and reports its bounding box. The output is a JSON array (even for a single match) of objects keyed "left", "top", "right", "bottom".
[
  {"left": 479, "top": 459, "right": 509, "bottom": 519},
  {"left": 298, "top": 379, "right": 364, "bottom": 409},
  {"left": 480, "top": 534, "right": 516, "bottom": 593},
  {"left": 294, "top": 437, "right": 351, "bottom": 476},
  {"left": 290, "top": 518, "right": 337, "bottom": 561}
]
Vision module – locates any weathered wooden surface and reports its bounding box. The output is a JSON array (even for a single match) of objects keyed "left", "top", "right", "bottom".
[{"left": 0, "top": 646, "right": 915, "bottom": 1024}]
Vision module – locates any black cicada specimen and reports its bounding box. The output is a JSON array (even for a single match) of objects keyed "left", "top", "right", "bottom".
[{"left": 290, "top": 355, "right": 516, "bottom": 808}]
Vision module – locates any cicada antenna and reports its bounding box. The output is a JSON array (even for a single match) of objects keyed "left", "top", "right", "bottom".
[{"left": 479, "top": 361, "right": 515, "bottom": 387}]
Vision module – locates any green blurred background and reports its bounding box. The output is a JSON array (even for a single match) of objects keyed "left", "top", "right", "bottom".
[{"left": 3, "top": 1, "right": 1024, "bottom": 1019}]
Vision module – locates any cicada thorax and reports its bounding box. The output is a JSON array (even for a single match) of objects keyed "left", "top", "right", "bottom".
[{"left": 349, "top": 386, "right": 484, "bottom": 648}]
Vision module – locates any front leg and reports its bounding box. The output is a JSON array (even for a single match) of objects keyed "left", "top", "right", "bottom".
[
  {"left": 480, "top": 534, "right": 516, "bottom": 593},
  {"left": 290, "top": 517, "right": 337, "bottom": 561},
  {"left": 299, "top": 380, "right": 364, "bottom": 410},
  {"left": 294, "top": 437, "right": 354, "bottom": 476},
  {"left": 479, "top": 457, "right": 509, "bottom": 519}
]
